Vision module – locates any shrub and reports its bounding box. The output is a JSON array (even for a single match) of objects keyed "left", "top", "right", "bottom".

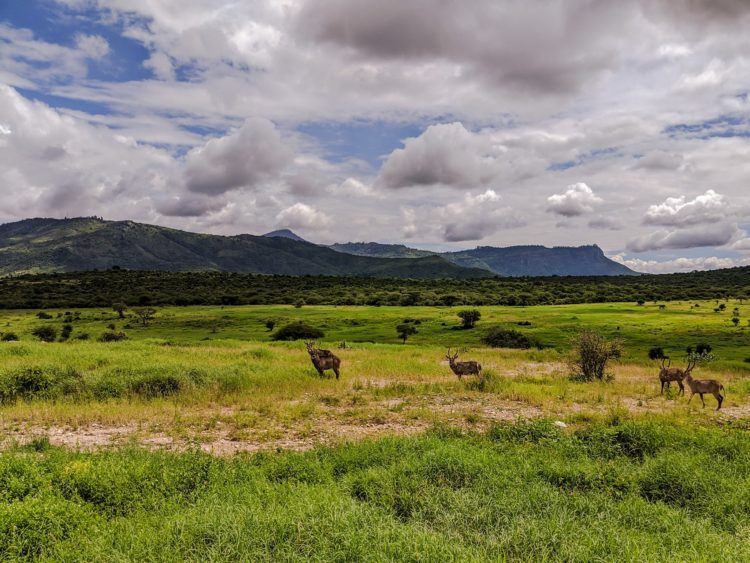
[
  {"left": 569, "top": 330, "right": 622, "bottom": 382},
  {"left": 35, "top": 312, "right": 53, "bottom": 319},
  {"left": 74, "top": 333, "right": 90, "bottom": 341},
  {"left": 457, "top": 309, "right": 481, "bottom": 329},
  {"left": 482, "top": 327, "right": 537, "bottom": 349},
  {"left": 687, "top": 342, "right": 712, "bottom": 355},
  {"left": 98, "top": 331, "right": 128, "bottom": 342},
  {"left": 1, "top": 332, "right": 19, "bottom": 342},
  {"left": 31, "top": 326, "right": 57, "bottom": 343},
  {"left": 272, "top": 322, "right": 324, "bottom": 341},
  {"left": 60, "top": 324, "right": 73, "bottom": 342},
  {"left": 647, "top": 346, "right": 665, "bottom": 361},
  {"left": 112, "top": 302, "right": 127, "bottom": 318},
  {"left": 265, "top": 319, "right": 276, "bottom": 331},
  {"left": 129, "top": 373, "right": 182, "bottom": 398}
]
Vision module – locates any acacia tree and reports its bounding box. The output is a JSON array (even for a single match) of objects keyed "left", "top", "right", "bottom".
[
  {"left": 112, "top": 302, "right": 128, "bottom": 319},
  {"left": 133, "top": 307, "right": 156, "bottom": 327},
  {"left": 396, "top": 322, "right": 418, "bottom": 344},
  {"left": 458, "top": 309, "right": 481, "bottom": 329}
]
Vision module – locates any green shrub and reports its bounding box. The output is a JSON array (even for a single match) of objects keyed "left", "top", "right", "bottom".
[
  {"left": 0, "top": 367, "right": 83, "bottom": 403},
  {"left": 569, "top": 330, "right": 621, "bottom": 382},
  {"left": 0, "top": 332, "right": 19, "bottom": 342},
  {"left": 31, "top": 326, "right": 57, "bottom": 343},
  {"left": 482, "top": 326, "right": 538, "bottom": 349},
  {"left": 457, "top": 309, "right": 481, "bottom": 329},
  {"left": 98, "top": 331, "right": 127, "bottom": 342},
  {"left": 272, "top": 322, "right": 324, "bottom": 341},
  {"left": 129, "top": 373, "right": 182, "bottom": 398}
]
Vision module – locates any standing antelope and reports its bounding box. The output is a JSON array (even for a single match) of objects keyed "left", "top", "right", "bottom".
[
  {"left": 305, "top": 341, "right": 341, "bottom": 379},
  {"left": 658, "top": 357, "right": 686, "bottom": 395},
  {"left": 683, "top": 357, "right": 724, "bottom": 410},
  {"left": 445, "top": 348, "right": 482, "bottom": 379}
]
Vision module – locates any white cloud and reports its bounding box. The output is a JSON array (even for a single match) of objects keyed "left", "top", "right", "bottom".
[
  {"left": 75, "top": 34, "right": 110, "bottom": 59},
  {"left": 441, "top": 189, "right": 524, "bottom": 242},
  {"left": 377, "top": 123, "right": 502, "bottom": 189},
  {"left": 546, "top": 183, "right": 602, "bottom": 217},
  {"left": 184, "top": 118, "right": 292, "bottom": 195},
  {"left": 644, "top": 189, "right": 728, "bottom": 226},
  {"left": 626, "top": 223, "right": 738, "bottom": 252},
  {"left": 143, "top": 51, "right": 175, "bottom": 81},
  {"left": 612, "top": 254, "right": 750, "bottom": 274},
  {"left": 276, "top": 202, "right": 330, "bottom": 231}
]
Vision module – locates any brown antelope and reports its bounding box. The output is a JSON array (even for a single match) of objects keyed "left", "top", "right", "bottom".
[
  {"left": 305, "top": 341, "right": 341, "bottom": 379},
  {"left": 683, "top": 360, "right": 724, "bottom": 410},
  {"left": 446, "top": 348, "right": 482, "bottom": 379},
  {"left": 658, "top": 357, "right": 686, "bottom": 395}
]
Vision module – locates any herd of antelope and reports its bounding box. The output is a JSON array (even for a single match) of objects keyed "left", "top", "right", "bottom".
[
  {"left": 304, "top": 342, "right": 725, "bottom": 410},
  {"left": 659, "top": 356, "right": 725, "bottom": 410}
]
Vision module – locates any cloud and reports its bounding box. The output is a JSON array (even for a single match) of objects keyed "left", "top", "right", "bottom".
[
  {"left": 184, "top": 118, "right": 292, "bottom": 195},
  {"left": 611, "top": 253, "right": 750, "bottom": 274},
  {"left": 546, "top": 183, "right": 602, "bottom": 217},
  {"left": 626, "top": 223, "right": 738, "bottom": 252},
  {"left": 643, "top": 189, "right": 728, "bottom": 226},
  {"left": 377, "top": 123, "right": 501, "bottom": 189},
  {"left": 441, "top": 189, "right": 524, "bottom": 242},
  {"left": 588, "top": 217, "right": 625, "bottom": 230},
  {"left": 75, "top": 34, "right": 110, "bottom": 59},
  {"left": 143, "top": 51, "right": 175, "bottom": 81},
  {"left": 276, "top": 202, "right": 330, "bottom": 231}
]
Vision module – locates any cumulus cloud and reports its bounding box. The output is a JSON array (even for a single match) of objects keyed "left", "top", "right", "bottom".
[
  {"left": 377, "top": 123, "right": 501, "bottom": 189},
  {"left": 75, "top": 34, "right": 110, "bottom": 59},
  {"left": 611, "top": 253, "right": 750, "bottom": 274},
  {"left": 643, "top": 189, "right": 729, "bottom": 226},
  {"left": 588, "top": 217, "right": 625, "bottom": 231},
  {"left": 626, "top": 223, "right": 738, "bottom": 252},
  {"left": 184, "top": 118, "right": 292, "bottom": 195},
  {"left": 441, "top": 189, "right": 524, "bottom": 242},
  {"left": 143, "top": 51, "right": 175, "bottom": 81},
  {"left": 547, "top": 183, "right": 602, "bottom": 217},
  {"left": 276, "top": 202, "right": 330, "bottom": 231}
]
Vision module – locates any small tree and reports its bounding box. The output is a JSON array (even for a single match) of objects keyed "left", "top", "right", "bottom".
[
  {"left": 1, "top": 332, "right": 19, "bottom": 342},
  {"left": 732, "top": 316, "right": 740, "bottom": 327},
  {"left": 265, "top": 319, "right": 276, "bottom": 332},
  {"left": 458, "top": 309, "right": 481, "bottom": 329},
  {"left": 31, "top": 326, "right": 57, "bottom": 343},
  {"left": 272, "top": 322, "right": 324, "bottom": 341},
  {"left": 569, "top": 330, "right": 622, "bottom": 382},
  {"left": 113, "top": 303, "right": 128, "bottom": 319},
  {"left": 133, "top": 307, "right": 156, "bottom": 327},
  {"left": 396, "top": 322, "right": 418, "bottom": 344}
]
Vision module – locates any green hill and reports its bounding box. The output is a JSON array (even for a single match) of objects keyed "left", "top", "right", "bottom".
[{"left": 0, "top": 217, "right": 491, "bottom": 279}]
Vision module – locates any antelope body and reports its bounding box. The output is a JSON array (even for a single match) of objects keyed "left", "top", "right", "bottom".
[
  {"left": 305, "top": 341, "right": 341, "bottom": 379},
  {"left": 446, "top": 348, "right": 481, "bottom": 379},
  {"left": 684, "top": 368, "right": 724, "bottom": 410},
  {"left": 658, "top": 357, "right": 686, "bottom": 395}
]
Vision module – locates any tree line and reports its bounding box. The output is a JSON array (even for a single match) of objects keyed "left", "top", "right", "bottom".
[{"left": 0, "top": 267, "right": 748, "bottom": 309}]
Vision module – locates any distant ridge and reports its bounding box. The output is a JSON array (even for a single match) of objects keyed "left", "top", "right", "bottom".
[
  {"left": 329, "top": 241, "right": 636, "bottom": 276},
  {"left": 0, "top": 217, "right": 491, "bottom": 279},
  {"left": 263, "top": 229, "right": 307, "bottom": 242}
]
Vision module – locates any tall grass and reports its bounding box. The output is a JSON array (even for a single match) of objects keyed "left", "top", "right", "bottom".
[{"left": 1, "top": 420, "right": 749, "bottom": 561}]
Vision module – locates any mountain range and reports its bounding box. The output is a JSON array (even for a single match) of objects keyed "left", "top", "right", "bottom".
[{"left": 0, "top": 217, "right": 636, "bottom": 278}]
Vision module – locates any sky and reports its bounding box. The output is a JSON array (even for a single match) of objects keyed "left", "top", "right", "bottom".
[{"left": 1, "top": 0, "right": 750, "bottom": 273}]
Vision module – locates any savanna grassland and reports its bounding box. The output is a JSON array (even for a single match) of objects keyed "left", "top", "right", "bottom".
[{"left": 2, "top": 300, "right": 750, "bottom": 560}]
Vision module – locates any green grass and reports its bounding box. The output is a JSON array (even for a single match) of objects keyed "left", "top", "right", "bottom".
[{"left": 2, "top": 420, "right": 749, "bottom": 561}]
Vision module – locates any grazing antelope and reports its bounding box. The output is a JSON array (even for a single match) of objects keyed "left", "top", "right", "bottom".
[
  {"left": 683, "top": 360, "right": 724, "bottom": 410},
  {"left": 658, "top": 357, "right": 686, "bottom": 395},
  {"left": 445, "top": 348, "right": 482, "bottom": 379},
  {"left": 305, "top": 341, "right": 341, "bottom": 379}
]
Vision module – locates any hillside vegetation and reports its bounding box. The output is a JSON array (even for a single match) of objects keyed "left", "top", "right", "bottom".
[{"left": 0, "top": 218, "right": 489, "bottom": 279}]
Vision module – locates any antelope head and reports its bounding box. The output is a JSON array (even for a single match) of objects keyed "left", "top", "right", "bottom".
[
  {"left": 660, "top": 356, "right": 671, "bottom": 370},
  {"left": 445, "top": 348, "right": 459, "bottom": 364}
]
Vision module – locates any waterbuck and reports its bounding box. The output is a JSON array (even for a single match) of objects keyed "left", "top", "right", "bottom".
[
  {"left": 683, "top": 362, "right": 724, "bottom": 410},
  {"left": 658, "top": 357, "right": 686, "bottom": 395},
  {"left": 305, "top": 341, "right": 341, "bottom": 379},
  {"left": 446, "top": 348, "right": 482, "bottom": 379}
]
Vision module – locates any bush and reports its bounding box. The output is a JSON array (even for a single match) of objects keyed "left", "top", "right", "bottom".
[
  {"left": 60, "top": 324, "right": 73, "bottom": 342},
  {"left": 482, "top": 326, "right": 537, "bottom": 349},
  {"left": 0, "top": 332, "right": 19, "bottom": 342},
  {"left": 31, "top": 326, "right": 57, "bottom": 343},
  {"left": 647, "top": 346, "right": 665, "bottom": 361},
  {"left": 457, "top": 309, "right": 481, "bottom": 329},
  {"left": 396, "top": 323, "right": 418, "bottom": 344},
  {"left": 35, "top": 312, "right": 53, "bottom": 319},
  {"left": 569, "top": 330, "right": 622, "bottom": 382},
  {"left": 98, "top": 331, "right": 127, "bottom": 342},
  {"left": 272, "top": 322, "right": 324, "bottom": 341},
  {"left": 687, "top": 342, "right": 712, "bottom": 355},
  {"left": 129, "top": 373, "right": 182, "bottom": 398}
]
